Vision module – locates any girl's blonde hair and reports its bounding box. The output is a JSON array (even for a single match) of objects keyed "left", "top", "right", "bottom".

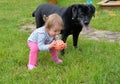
[{"left": 44, "top": 14, "right": 64, "bottom": 30}]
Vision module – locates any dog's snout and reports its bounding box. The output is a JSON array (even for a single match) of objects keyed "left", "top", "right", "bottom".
[{"left": 84, "top": 21, "right": 89, "bottom": 25}]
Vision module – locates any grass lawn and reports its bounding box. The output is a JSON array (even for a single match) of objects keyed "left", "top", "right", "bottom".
[{"left": 0, "top": 0, "right": 120, "bottom": 83}]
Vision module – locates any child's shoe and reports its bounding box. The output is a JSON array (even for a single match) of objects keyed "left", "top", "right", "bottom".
[
  {"left": 51, "top": 56, "right": 63, "bottom": 63},
  {"left": 27, "top": 64, "right": 36, "bottom": 70},
  {"left": 54, "top": 59, "right": 63, "bottom": 63}
]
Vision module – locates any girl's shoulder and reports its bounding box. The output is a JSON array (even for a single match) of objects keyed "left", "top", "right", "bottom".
[{"left": 36, "top": 26, "right": 46, "bottom": 33}]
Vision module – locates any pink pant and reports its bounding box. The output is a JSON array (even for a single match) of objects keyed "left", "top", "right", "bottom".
[{"left": 28, "top": 42, "right": 59, "bottom": 65}]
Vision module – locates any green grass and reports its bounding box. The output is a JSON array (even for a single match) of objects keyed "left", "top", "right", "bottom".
[
  {"left": 91, "top": 9, "right": 120, "bottom": 32},
  {"left": 0, "top": 0, "right": 120, "bottom": 83}
]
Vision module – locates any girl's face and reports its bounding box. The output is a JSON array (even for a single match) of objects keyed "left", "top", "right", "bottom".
[{"left": 46, "top": 26, "right": 61, "bottom": 37}]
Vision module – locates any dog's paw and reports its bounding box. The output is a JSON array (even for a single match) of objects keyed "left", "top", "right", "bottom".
[
  {"left": 74, "top": 46, "right": 78, "bottom": 48},
  {"left": 74, "top": 46, "right": 82, "bottom": 52},
  {"left": 78, "top": 48, "right": 82, "bottom": 52}
]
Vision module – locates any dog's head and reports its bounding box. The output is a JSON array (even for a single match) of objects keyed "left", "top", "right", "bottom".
[{"left": 71, "top": 4, "right": 95, "bottom": 30}]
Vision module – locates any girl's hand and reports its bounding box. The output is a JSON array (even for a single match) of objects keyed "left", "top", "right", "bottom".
[
  {"left": 48, "top": 40, "right": 56, "bottom": 49},
  {"left": 64, "top": 43, "right": 67, "bottom": 49}
]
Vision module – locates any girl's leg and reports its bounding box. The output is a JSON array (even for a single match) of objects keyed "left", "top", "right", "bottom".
[
  {"left": 50, "top": 48, "right": 63, "bottom": 63},
  {"left": 27, "top": 42, "right": 39, "bottom": 69}
]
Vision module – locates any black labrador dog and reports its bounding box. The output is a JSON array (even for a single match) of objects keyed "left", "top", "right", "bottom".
[{"left": 32, "top": 4, "right": 95, "bottom": 55}]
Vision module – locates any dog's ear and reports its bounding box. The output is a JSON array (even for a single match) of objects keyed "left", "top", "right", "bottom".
[
  {"left": 71, "top": 5, "right": 78, "bottom": 19},
  {"left": 88, "top": 5, "right": 96, "bottom": 17},
  {"left": 43, "top": 15, "right": 48, "bottom": 22}
]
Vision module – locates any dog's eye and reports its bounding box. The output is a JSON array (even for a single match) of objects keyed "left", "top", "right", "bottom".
[
  {"left": 79, "top": 15, "right": 84, "bottom": 18},
  {"left": 77, "top": 18, "right": 80, "bottom": 20}
]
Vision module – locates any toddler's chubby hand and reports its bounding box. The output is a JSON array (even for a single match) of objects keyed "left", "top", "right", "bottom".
[
  {"left": 48, "top": 40, "right": 56, "bottom": 49},
  {"left": 64, "top": 43, "right": 67, "bottom": 49}
]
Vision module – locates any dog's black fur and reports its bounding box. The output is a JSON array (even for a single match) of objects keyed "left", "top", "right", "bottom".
[{"left": 32, "top": 3, "right": 95, "bottom": 55}]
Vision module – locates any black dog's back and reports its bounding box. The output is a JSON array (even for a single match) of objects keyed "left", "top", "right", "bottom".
[
  {"left": 33, "top": 4, "right": 66, "bottom": 17},
  {"left": 32, "top": 4, "right": 67, "bottom": 28}
]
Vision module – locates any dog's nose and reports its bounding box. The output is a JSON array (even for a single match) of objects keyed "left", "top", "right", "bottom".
[{"left": 84, "top": 21, "right": 89, "bottom": 25}]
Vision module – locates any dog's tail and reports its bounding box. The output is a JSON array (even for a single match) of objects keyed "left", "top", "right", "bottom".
[{"left": 32, "top": 11, "right": 35, "bottom": 17}]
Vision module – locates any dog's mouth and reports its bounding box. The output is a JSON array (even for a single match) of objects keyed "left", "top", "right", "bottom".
[
  {"left": 80, "top": 20, "right": 90, "bottom": 30},
  {"left": 74, "top": 19, "right": 90, "bottom": 30},
  {"left": 84, "top": 25, "right": 90, "bottom": 30}
]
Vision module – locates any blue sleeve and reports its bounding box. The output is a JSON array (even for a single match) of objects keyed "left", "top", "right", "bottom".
[{"left": 37, "top": 33, "right": 49, "bottom": 51}]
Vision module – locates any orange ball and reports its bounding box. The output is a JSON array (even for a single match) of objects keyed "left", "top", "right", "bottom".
[{"left": 54, "top": 40, "right": 65, "bottom": 50}]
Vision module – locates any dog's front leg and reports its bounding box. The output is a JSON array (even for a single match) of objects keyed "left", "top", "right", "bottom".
[
  {"left": 73, "top": 33, "right": 79, "bottom": 48},
  {"left": 61, "top": 33, "right": 68, "bottom": 56},
  {"left": 73, "top": 32, "right": 82, "bottom": 51}
]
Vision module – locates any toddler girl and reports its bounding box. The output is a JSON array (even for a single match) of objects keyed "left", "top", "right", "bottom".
[{"left": 27, "top": 14, "right": 64, "bottom": 70}]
